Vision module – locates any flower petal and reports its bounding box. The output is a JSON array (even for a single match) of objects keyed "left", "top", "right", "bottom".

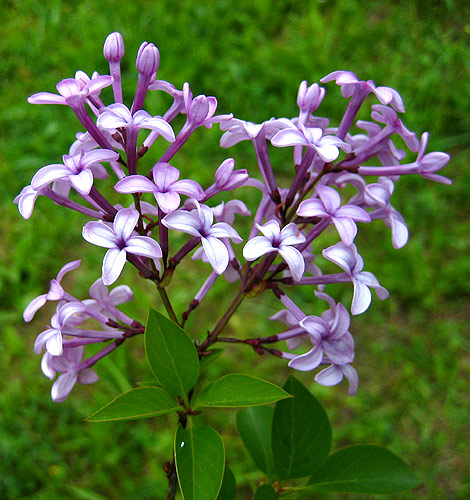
[
  {"left": 102, "top": 248, "right": 127, "bottom": 285},
  {"left": 51, "top": 372, "right": 79, "bottom": 402},
  {"left": 243, "top": 236, "right": 275, "bottom": 261},
  {"left": 126, "top": 236, "right": 162, "bottom": 259},
  {"left": 201, "top": 236, "right": 229, "bottom": 274},
  {"left": 83, "top": 221, "right": 117, "bottom": 248},
  {"left": 279, "top": 246, "right": 305, "bottom": 281},
  {"left": 288, "top": 345, "right": 324, "bottom": 371}
]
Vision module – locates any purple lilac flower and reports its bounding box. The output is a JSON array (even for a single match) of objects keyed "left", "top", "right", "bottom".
[
  {"left": 34, "top": 302, "right": 88, "bottom": 356},
  {"left": 23, "top": 260, "right": 81, "bottom": 322},
  {"left": 182, "top": 83, "right": 232, "bottom": 128},
  {"left": 31, "top": 150, "right": 118, "bottom": 196},
  {"left": 316, "top": 363, "right": 358, "bottom": 395},
  {"left": 288, "top": 297, "right": 354, "bottom": 371},
  {"left": 219, "top": 117, "right": 291, "bottom": 148},
  {"left": 41, "top": 345, "right": 99, "bottom": 402},
  {"left": 243, "top": 220, "right": 306, "bottom": 281},
  {"left": 271, "top": 123, "right": 350, "bottom": 162},
  {"left": 114, "top": 162, "right": 204, "bottom": 213},
  {"left": 97, "top": 103, "right": 175, "bottom": 142},
  {"left": 364, "top": 177, "right": 409, "bottom": 249},
  {"left": 162, "top": 200, "right": 242, "bottom": 274},
  {"left": 321, "top": 71, "right": 405, "bottom": 112},
  {"left": 83, "top": 278, "right": 134, "bottom": 326},
  {"left": 323, "top": 242, "right": 389, "bottom": 315},
  {"left": 82, "top": 207, "right": 162, "bottom": 285},
  {"left": 297, "top": 184, "right": 370, "bottom": 246}
]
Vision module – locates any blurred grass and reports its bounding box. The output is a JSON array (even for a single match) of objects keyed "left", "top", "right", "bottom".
[{"left": 1, "top": 0, "right": 469, "bottom": 498}]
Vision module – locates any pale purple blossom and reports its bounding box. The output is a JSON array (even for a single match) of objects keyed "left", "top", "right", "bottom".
[
  {"left": 321, "top": 71, "right": 405, "bottom": 113},
  {"left": 34, "top": 302, "right": 88, "bottom": 356},
  {"left": 82, "top": 207, "right": 162, "bottom": 285},
  {"left": 297, "top": 81, "right": 325, "bottom": 123},
  {"left": 31, "top": 150, "right": 118, "bottom": 196},
  {"left": 97, "top": 103, "right": 175, "bottom": 143},
  {"left": 162, "top": 200, "right": 242, "bottom": 274},
  {"left": 243, "top": 220, "right": 306, "bottom": 281},
  {"left": 297, "top": 185, "right": 370, "bottom": 246},
  {"left": 411, "top": 132, "right": 451, "bottom": 185},
  {"left": 183, "top": 83, "right": 232, "bottom": 128},
  {"left": 114, "top": 162, "right": 204, "bottom": 213},
  {"left": 323, "top": 242, "right": 389, "bottom": 315},
  {"left": 364, "top": 177, "right": 409, "bottom": 249},
  {"left": 219, "top": 117, "right": 292, "bottom": 148},
  {"left": 23, "top": 260, "right": 81, "bottom": 322},
  {"left": 271, "top": 123, "right": 350, "bottom": 162},
  {"left": 288, "top": 294, "right": 354, "bottom": 371},
  {"left": 41, "top": 345, "right": 99, "bottom": 402},
  {"left": 315, "top": 363, "right": 358, "bottom": 396}
]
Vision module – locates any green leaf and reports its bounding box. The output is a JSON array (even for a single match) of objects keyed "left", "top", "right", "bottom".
[
  {"left": 308, "top": 444, "right": 421, "bottom": 493},
  {"left": 236, "top": 406, "right": 274, "bottom": 477},
  {"left": 175, "top": 424, "right": 225, "bottom": 500},
  {"left": 197, "top": 374, "right": 291, "bottom": 408},
  {"left": 145, "top": 308, "right": 199, "bottom": 400},
  {"left": 271, "top": 375, "right": 331, "bottom": 479},
  {"left": 253, "top": 484, "right": 277, "bottom": 500},
  {"left": 85, "top": 387, "right": 180, "bottom": 422},
  {"left": 217, "top": 465, "right": 236, "bottom": 500}
]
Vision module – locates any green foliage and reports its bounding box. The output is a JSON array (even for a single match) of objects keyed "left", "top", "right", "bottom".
[
  {"left": 308, "top": 444, "right": 421, "bottom": 494},
  {"left": 86, "top": 387, "right": 180, "bottom": 422},
  {"left": 236, "top": 406, "right": 274, "bottom": 477},
  {"left": 145, "top": 309, "right": 200, "bottom": 401},
  {"left": 175, "top": 424, "right": 225, "bottom": 500},
  {"left": 272, "top": 375, "right": 332, "bottom": 479},
  {"left": 216, "top": 466, "right": 236, "bottom": 500},
  {"left": 197, "top": 374, "right": 291, "bottom": 408}
]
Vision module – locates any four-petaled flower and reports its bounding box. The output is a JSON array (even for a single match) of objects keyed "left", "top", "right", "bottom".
[
  {"left": 41, "top": 345, "right": 98, "bottom": 402},
  {"left": 271, "top": 123, "right": 350, "bottom": 162},
  {"left": 323, "top": 242, "right": 389, "bottom": 315},
  {"left": 23, "top": 260, "right": 81, "bottom": 322},
  {"left": 243, "top": 220, "right": 306, "bottom": 281},
  {"left": 162, "top": 200, "right": 242, "bottom": 274},
  {"left": 288, "top": 297, "right": 354, "bottom": 371},
  {"left": 31, "top": 150, "right": 118, "bottom": 195},
  {"left": 96, "top": 103, "right": 175, "bottom": 142},
  {"left": 34, "top": 302, "right": 88, "bottom": 356},
  {"left": 321, "top": 70, "right": 405, "bottom": 113},
  {"left": 114, "top": 162, "right": 204, "bottom": 213},
  {"left": 83, "top": 208, "right": 162, "bottom": 285},
  {"left": 297, "top": 184, "right": 370, "bottom": 246}
]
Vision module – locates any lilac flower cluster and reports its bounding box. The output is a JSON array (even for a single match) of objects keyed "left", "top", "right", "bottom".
[{"left": 16, "top": 32, "right": 450, "bottom": 400}]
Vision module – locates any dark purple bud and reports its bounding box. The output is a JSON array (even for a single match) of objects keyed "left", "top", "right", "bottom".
[
  {"left": 136, "top": 42, "right": 160, "bottom": 77},
  {"left": 103, "top": 32, "right": 125, "bottom": 63}
]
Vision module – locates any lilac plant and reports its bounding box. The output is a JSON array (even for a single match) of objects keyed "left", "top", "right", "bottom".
[{"left": 16, "top": 32, "right": 450, "bottom": 498}]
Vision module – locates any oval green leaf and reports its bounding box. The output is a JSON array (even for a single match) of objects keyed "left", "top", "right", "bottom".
[
  {"left": 217, "top": 465, "right": 236, "bottom": 500},
  {"left": 236, "top": 406, "right": 274, "bottom": 477},
  {"left": 175, "top": 424, "right": 225, "bottom": 500},
  {"left": 145, "top": 308, "right": 199, "bottom": 400},
  {"left": 85, "top": 386, "right": 180, "bottom": 422},
  {"left": 272, "top": 375, "right": 332, "bottom": 479},
  {"left": 308, "top": 444, "right": 421, "bottom": 493},
  {"left": 253, "top": 484, "right": 277, "bottom": 500},
  {"left": 197, "top": 374, "right": 291, "bottom": 408}
]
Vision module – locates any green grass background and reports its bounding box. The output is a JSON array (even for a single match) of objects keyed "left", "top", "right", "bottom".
[{"left": 1, "top": 0, "right": 469, "bottom": 498}]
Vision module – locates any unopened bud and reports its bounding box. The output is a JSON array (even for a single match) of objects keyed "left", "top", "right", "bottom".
[
  {"left": 136, "top": 42, "right": 160, "bottom": 77},
  {"left": 297, "top": 81, "right": 325, "bottom": 114},
  {"left": 103, "top": 32, "right": 125, "bottom": 63}
]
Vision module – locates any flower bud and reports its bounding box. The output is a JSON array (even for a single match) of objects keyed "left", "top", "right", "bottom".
[
  {"left": 188, "top": 95, "right": 210, "bottom": 124},
  {"left": 103, "top": 32, "right": 125, "bottom": 63},
  {"left": 297, "top": 81, "right": 325, "bottom": 114},
  {"left": 136, "top": 42, "right": 160, "bottom": 77},
  {"left": 215, "top": 158, "right": 248, "bottom": 191}
]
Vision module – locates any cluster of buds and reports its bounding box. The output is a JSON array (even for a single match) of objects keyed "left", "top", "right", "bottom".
[{"left": 16, "top": 32, "right": 450, "bottom": 400}]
